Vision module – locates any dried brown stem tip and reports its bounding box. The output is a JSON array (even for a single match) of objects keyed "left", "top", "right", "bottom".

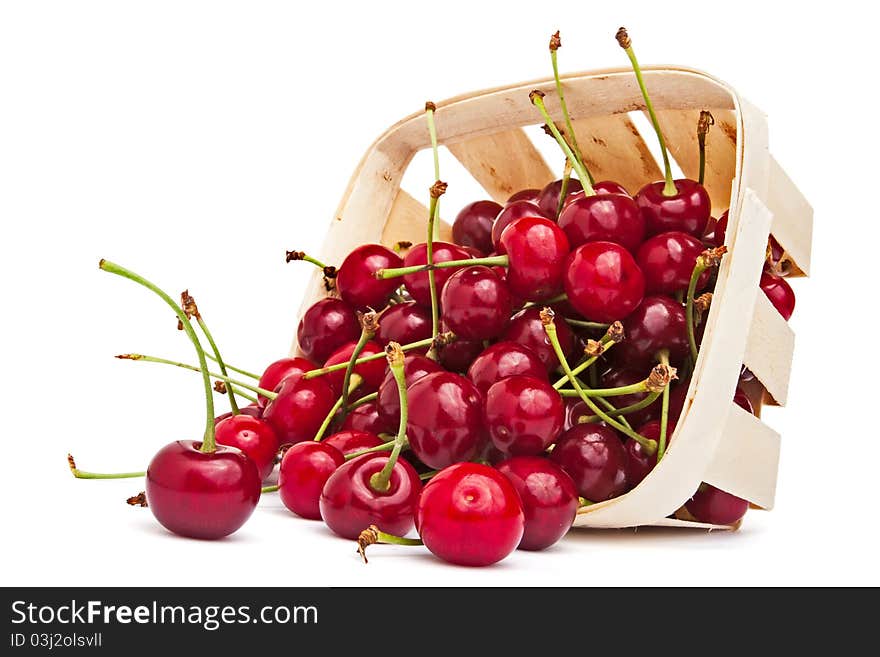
[
  {"left": 285, "top": 250, "right": 306, "bottom": 263},
  {"left": 126, "top": 492, "right": 148, "bottom": 508},
  {"left": 180, "top": 290, "right": 200, "bottom": 320},
  {"left": 698, "top": 110, "right": 715, "bottom": 138},
  {"left": 529, "top": 89, "right": 546, "bottom": 104},
  {"left": 385, "top": 341, "right": 405, "bottom": 368},
  {"left": 697, "top": 245, "right": 728, "bottom": 268},
  {"left": 584, "top": 339, "right": 605, "bottom": 358},
  {"left": 430, "top": 180, "right": 448, "bottom": 199},
  {"left": 357, "top": 525, "right": 380, "bottom": 564},
  {"left": 359, "top": 310, "right": 379, "bottom": 336},
  {"left": 115, "top": 353, "right": 143, "bottom": 360},
  {"left": 322, "top": 265, "right": 337, "bottom": 279},
  {"left": 213, "top": 380, "right": 228, "bottom": 394},
  {"left": 539, "top": 306, "right": 556, "bottom": 326},
  {"left": 695, "top": 292, "right": 713, "bottom": 314},
  {"left": 425, "top": 101, "right": 436, "bottom": 112},
  {"left": 615, "top": 27, "right": 631, "bottom": 49},
  {"left": 645, "top": 363, "right": 678, "bottom": 393},
  {"left": 431, "top": 331, "right": 457, "bottom": 349},
  {"left": 605, "top": 321, "right": 625, "bottom": 344},
  {"left": 393, "top": 240, "right": 413, "bottom": 253},
  {"left": 67, "top": 453, "right": 77, "bottom": 474},
  {"left": 549, "top": 31, "right": 561, "bottom": 51}
]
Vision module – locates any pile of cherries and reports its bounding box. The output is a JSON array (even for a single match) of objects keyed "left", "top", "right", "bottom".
[{"left": 72, "top": 28, "right": 797, "bottom": 567}]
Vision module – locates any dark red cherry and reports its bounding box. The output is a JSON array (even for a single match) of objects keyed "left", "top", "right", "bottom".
[
  {"left": 507, "top": 188, "right": 541, "bottom": 204},
  {"left": 401, "top": 242, "right": 472, "bottom": 307},
  {"left": 491, "top": 200, "right": 551, "bottom": 251},
  {"left": 636, "top": 231, "right": 710, "bottom": 295},
  {"left": 766, "top": 234, "right": 792, "bottom": 276},
  {"left": 484, "top": 375, "right": 564, "bottom": 456},
  {"left": 593, "top": 180, "right": 631, "bottom": 197},
  {"left": 667, "top": 377, "right": 690, "bottom": 424},
  {"left": 376, "top": 354, "right": 443, "bottom": 428},
  {"left": 438, "top": 334, "right": 486, "bottom": 374},
  {"left": 214, "top": 403, "right": 262, "bottom": 425},
  {"left": 319, "top": 453, "right": 421, "bottom": 539},
  {"left": 336, "top": 244, "right": 403, "bottom": 310},
  {"left": 550, "top": 424, "right": 628, "bottom": 502},
  {"left": 214, "top": 414, "right": 279, "bottom": 481},
  {"left": 296, "top": 298, "right": 360, "bottom": 363},
  {"left": 760, "top": 270, "right": 795, "bottom": 320},
  {"left": 600, "top": 367, "right": 660, "bottom": 427},
  {"left": 467, "top": 341, "right": 547, "bottom": 395},
  {"left": 440, "top": 266, "right": 512, "bottom": 340},
  {"left": 339, "top": 401, "right": 393, "bottom": 435},
  {"left": 145, "top": 440, "right": 261, "bottom": 539},
  {"left": 624, "top": 419, "right": 676, "bottom": 489},
  {"left": 498, "top": 216, "right": 570, "bottom": 301},
  {"left": 257, "top": 357, "right": 316, "bottom": 408},
  {"left": 563, "top": 241, "right": 645, "bottom": 322},
  {"left": 496, "top": 456, "right": 578, "bottom": 551},
  {"left": 416, "top": 462, "right": 524, "bottom": 566},
  {"left": 375, "top": 302, "right": 432, "bottom": 351},
  {"left": 537, "top": 178, "right": 583, "bottom": 217},
  {"left": 563, "top": 397, "right": 592, "bottom": 431},
  {"left": 614, "top": 295, "right": 688, "bottom": 368},
  {"left": 322, "top": 430, "right": 385, "bottom": 457},
  {"left": 685, "top": 483, "right": 748, "bottom": 525},
  {"left": 557, "top": 193, "right": 645, "bottom": 253},
  {"left": 733, "top": 387, "right": 755, "bottom": 415},
  {"left": 502, "top": 307, "right": 578, "bottom": 372},
  {"left": 636, "top": 179, "right": 712, "bottom": 237},
  {"left": 278, "top": 441, "right": 344, "bottom": 520},
  {"left": 452, "top": 200, "right": 503, "bottom": 256},
  {"left": 263, "top": 374, "right": 337, "bottom": 446},
  {"left": 708, "top": 210, "right": 728, "bottom": 247},
  {"left": 405, "top": 371, "right": 486, "bottom": 469},
  {"left": 322, "top": 340, "right": 386, "bottom": 396}
]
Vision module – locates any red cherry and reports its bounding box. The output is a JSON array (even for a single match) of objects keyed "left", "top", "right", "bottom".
[
  {"left": 507, "top": 188, "right": 541, "bottom": 204},
  {"left": 624, "top": 419, "right": 676, "bottom": 489},
  {"left": 636, "top": 231, "right": 711, "bottom": 295},
  {"left": 467, "top": 341, "right": 547, "bottom": 395},
  {"left": 636, "top": 179, "right": 712, "bottom": 237},
  {"left": 401, "top": 242, "right": 472, "bottom": 307},
  {"left": 214, "top": 403, "right": 262, "bottom": 425},
  {"left": 496, "top": 456, "right": 578, "bottom": 551},
  {"left": 263, "top": 374, "right": 337, "bottom": 446},
  {"left": 760, "top": 270, "right": 795, "bottom": 320},
  {"left": 708, "top": 210, "right": 728, "bottom": 247},
  {"left": 498, "top": 216, "right": 570, "bottom": 301},
  {"left": 537, "top": 178, "right": 583, "bottom": 217},
  {"left": 563, "top": 241, "right": 645, "bottom": 322},
  {"left": 214, "top": 415, "right": 278, "bottom": 480},
  {"left": 767, "top": 235, "right": 792, "bottom": 276},
  {"left": 296, "top": 298, "right": 360, "bottom": 363},
  {"left": 376, "top": 354, "right": 443, "bottom": 429},
  {"left": 339, "top": 401, "right": 393, "bottom": 435},
  {"left": 336, "top": 244, "right": 403, "bottom": 310},
  {"left": 613, "top": 295, "right": 688, "bottom": 368},
  {"left": 375, "top": 302, "right": 432, "bottom": 351},
  {"left": 405, "top": 371, "right": 486, "bottom": 469},
  {"left": 557, "top": 193, "right": 645, "bottom": 253},
  {"left": 416, "top": 462, "right": 524, "bottom": 566},
  {"left": 278, "top": 441, "right": 344, "bottom": 520},
  {"left": 440, "top": 266, "right": 512, "bottom": 341},
  {"left": 484, "top": 375, "right": 564, "bottom": 456},
  {"left": 319, "top": 453, "right": 421, "bottom": 539},
  {"left": 323, "top": 430, "right": 384, "bottom": 457},
  {"left": 322, "top": 340, "right": 386, "bottom": 396},
  {"left": 491, "top": 200, "right": 551, "bottom": 251},
  {"left": 438, "top": 334, "right": 486, "bottom": 373},
  {"left": 256, "top": 357, "right": 316, "bottom": 408},
  {"left": 593, "top": 180, "right": 631, "bottom": 197},
  {"left": 600, "top": 367, "right": 660, "bottom": 427},
  {"left": 452, "top": 200, "right": 503, "bottom": 256},
  {"left": 502, "top": 307, "right": 578, "bottom": 372},
  {"left": 550, "top": 424, "right": 628, "bottom": 501},
  {"left": 563, "top": 397, "right": 592, "bottom": 431},
  {"left": 145, "top": 441, "right": 261, "bottom": 539},
  {"left": 685, "top": 483, "right": 748, "bottom": 525}
]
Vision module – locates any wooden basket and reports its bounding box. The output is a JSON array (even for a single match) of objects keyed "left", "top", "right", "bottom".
[{"left": 292, "top": 66, "right": 813, "bottom": 530}]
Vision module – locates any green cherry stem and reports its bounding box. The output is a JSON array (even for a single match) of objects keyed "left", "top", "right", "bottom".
[
  {"left": 343, "top": 438, "right": 400, "bottom": 462},
  {"left": 615, "top": 27, "right": 676, "bottom": 197},
  {"left": 657, "top": 350, "right": 672, "bottom": 461},
  {"left": 563, "top": 318, "right": 611, "bottom": 331},
  {"left": 552, "top": 322, "right": 624, "bottom": 390},
  {"left": 549, "top": 31, "right": 593, "bottom": 186},
  {"left": 376, "top": 254, "right": 508, "bottom": 280},
  {"left": 340, "top": 312, "right": 378, "bottom": 416},
  {"left": 425, "top": 102, "right": 444, "bottom": 357},
  {"left": 369, "top": 343, "right": 409, "bottom": 493},
  {"left": 556, "top": 159, "right": 573, "bottom": 220},
  {"left": 697, "top": 110, "right": 714, "bottom": 186},
  {"left": 357, "top": 525, "right": 423, "bottom": 564},
  {"left": 686, "top": 246, "right": 727, "bottom": 362},
  {"left": 205, "top": 353, "right": 260, "bottom": 380},
  {"left": 575, "top": 391, "right": 663, "bottom": 424},
  {"left": 303, "top": 333, "right": 455, "bottom": 379},
  {"left": 313, "top": 375, "right": 363, "bottom": 442},
  {"left": 99, "top": 259, "right": 217, "bottom": 452},
  {"left": 530, "top": 90, "right": 595, "bottom": 196},
  {"left": 67, "top": 454, "right": 144, "bottom": 480},
  {"left": 261, "top": 484, "right": 280, "bottom": 494}
]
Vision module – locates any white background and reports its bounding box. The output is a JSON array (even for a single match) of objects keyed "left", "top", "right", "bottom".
[{"left": 2, "top": 0, "right": 877, "bottom": 586}]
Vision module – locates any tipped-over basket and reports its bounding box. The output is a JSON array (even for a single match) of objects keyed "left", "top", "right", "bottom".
[{"left": 292, "top": 66, "right": 813, "bottom": 530}]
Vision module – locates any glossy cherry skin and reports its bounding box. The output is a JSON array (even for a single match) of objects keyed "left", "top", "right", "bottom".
[
  {"left": 416, "top": 462, "right": 524, "bottom": 566},
  {"left": 401, "top": 242, "right": 472, "bottom": 307},
  {"left": 600, "top": 367, "right": 660, "bottom": 427},
  {"left": 502, "top": 307, "right": 578, "bottom": 372},
  {"left": 760, "top": 270, "right": 795, "bottom": 320},
  {"left": 145, "top": 440, "right": 261, "bottom": 539},
  {"left": 507, "top": 188, "right": 541, "bottom": 204},
  {"left": 296, "top": 298, "right": 360, "bottom": 363},
  {"left": 375, "top": 302, "right": 432, "bottom": 351},
  {"left": 550, "top": 424, "right": 628, "bottom": 501},
  {"left": 257, "top": 357, "right": 316, "bottom": 408},
  {"left": 214, "top": 403, "right": 262, "bottom": 425},
  {"left": 498, "top": 216, "right": 571, "bottom": 301},
  {"left": 263, "top": 374, "right": 337, "bottom": 446},
  {"left": 320, "top": 453, "right": 421, "bottom": 539},
  {"left": 496, "top": 456, "right": 578, "bottom": 551},
  {"left": 467, "top": 341, "right": 547, "bottom": 395},
  {"left": 376, "top": 354, "right": 443, "bottom": 429},
  {"left": 336, "top": 244, "right": 403, "bottom": 310},
  {"left": 491, "top": 201, "right": 551, "bottom": 251},
  {"left": 733, "top": 387, "right": 755, "bottom": 415},
  {"left": 708, "top": 210, "right": 728, "bottom": 247},
  {"left": 558, "top": 193, "right": 645, "bottom": 253},
  {"left": 452, "top": 200, "right": 503, "bottom": 256},
  {"left": 624, "top": 419, "right": 676, "bottom": 489},
  {"left": 636, "top": 179, "right": 712, "bottom": 238},
  {"left": 405, "top": 371, "right": 486, "bottom": 469},
  {"left": 322, "top": 340, "right": 386, "bottom": 397},
  {"left": 685, "top": 483, "right": 748, "bottom": 525},
  {"left": 636, "top": 231, "right": 711, "bottom": 295},
  {"left": 339, "top": 401, "right": 392, "bottom": 435},
  {"left": 563, "top": 397, "right": 592, "bottom": 431},
  {"left": 537, "top": 178, "right": 583, "bottom": 217},
  {"left": 484, "top": 375, "right": 564, "bottom": 456},
  {"left": 563, "top": 241, "right": 645, "bottom": 323},
  {"left": 440, "top": 266, "right": 512, "bottom": 340},
  {"left": 323, "top": 430, "right": 384, "bottom": 457},
  {"left": 593, "top": 180, "right": 631, "bottom": 197},
  {"left": 614, "top": 295, "right": 688, "bottom": 368},
  {"left": 278, "top": 441, "right": 344, "bottom": 520},
  {"left": 438, "top": 334, "right": 485, "bottom": 374},
  {"left": 214, "top": 414, "right": 279, "bottom": 481}
]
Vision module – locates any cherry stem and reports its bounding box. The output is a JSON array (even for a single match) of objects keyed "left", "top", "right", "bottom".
[
  {"left": 697, "top": 110, "right": 714, "bottom": 186},
  {"left": 615, "top": 27, "right": 676, "bottom": 197},
  {"left": 686, "top": 246, "right": 726, "bottom": 362},
  {"left": 347, "top": 391, "right": 378, "bottom": 409},
  {"left": 530, "top": 91, "right": 595, "bottom": 195},
  {"left": 419, "top": 469, "right": 439, "bottom": 481},
  {"left": 523, "top": 292, "right": 569, "bottom": 309},
  {"left": 205, "top": 353, "right": 260, "bottom": 379},
  {"left": 549, "top": 31, "right": 594, "bottom": 186},
  {"left": 425, "top": 103, "right": 445, "bottom": 356},
  {"left": 658, "top": 350, "right": 671, "bottom": 461},
  {"left": 186, "top": 293, "right": 239, "bottom": 415},
  {"left": 556, "top": 159, "right": 573, "bottom": 220},
  {"left": 99, "top": 260, "right": 217, "bottom": 452},
  {"left": 576, "top": 390, "right": 663, "bottom": 423},
  {"left": 67, "top": 454, "right": 145, "bottom": 480},
  {"left": 261, "top": 484, "right": 279, "bottom": 494},
  {"left": 303, "top": 334, "right": 454, "bottom": 380},
  {"left": 357, "top": 525, "right": 423, "bottom": 564},
  {"left": 552, "top": 327, "right": 623, "bottom": 389},
  {"left": 313, "top": 375, "right": 363, "bottom": 442},
  {"left": 541, "top": 308, "right": 657, "bottom": 454},
  {"left": 285, "top": 251, "right": 328, "bottom": 269},
  {"left": 343, "top": 438, "right": 401, "bottom": 462},
  {"left": 564, "top": 318, "right": 611, "bottom": 330},
  {"left": 369, "top": 343, "right": 409, "bottom": 493},
  {"left": 377, "top": 254, "right": 508, "bottom": 280},
  {"left": 340, "top": 312, "right": 378, "bottom": 416}
]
